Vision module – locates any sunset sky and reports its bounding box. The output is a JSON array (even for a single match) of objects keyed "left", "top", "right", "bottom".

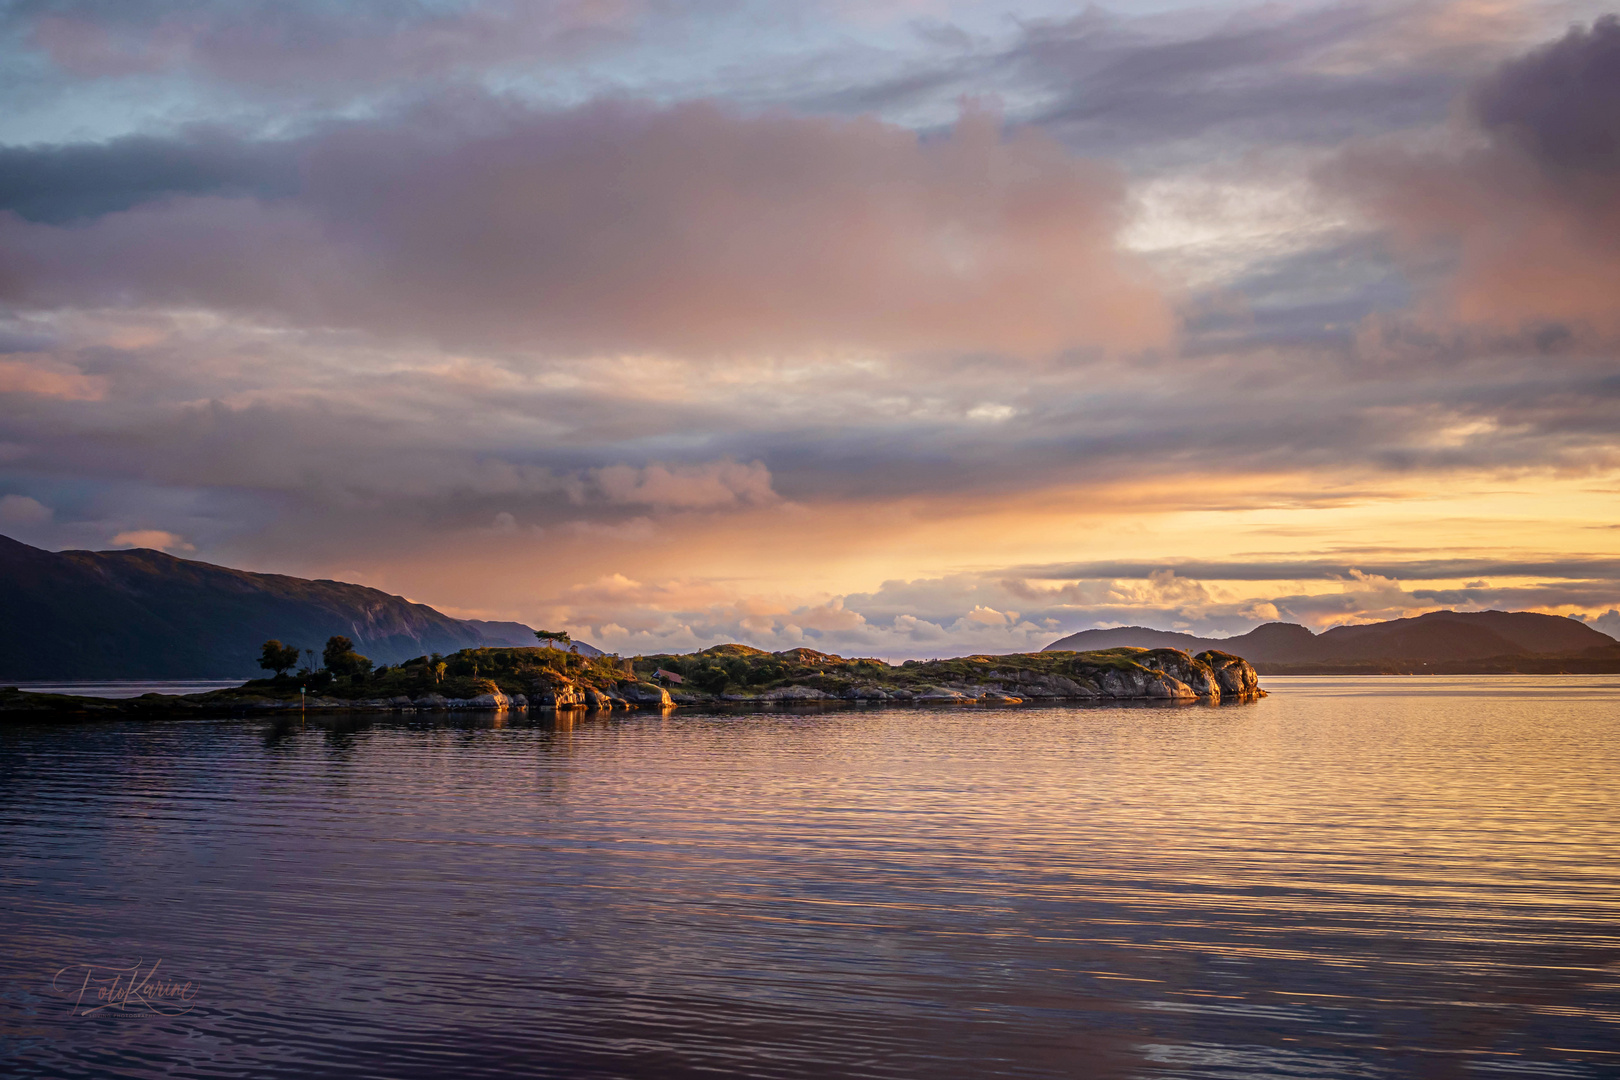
[{"left": 1, "top": 0, "right": 1617, "bottom": 657}]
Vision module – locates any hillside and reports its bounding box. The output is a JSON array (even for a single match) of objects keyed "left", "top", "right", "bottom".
[
  {"left": 1045, "top": 610, "right": 1620, "bottom": 673},
  {"left": 0, "top": 534, "right": 596, "bottom": 679}
]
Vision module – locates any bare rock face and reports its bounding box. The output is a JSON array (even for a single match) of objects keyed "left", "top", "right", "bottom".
[
  {"left": 619, "top": 682, "right": 674, "bottom": 707},
  {"left": 1141, "top": 651, "right": 1222, "bottom": 699},
  {"left": 843, "top": 685, "right": 893, "bottom": 700},
  {"left": 1196, "top": 651, "right": 1263, "bottom": 696},
  {"left": 531, "top": 682, "right": 585, "bottom": 709},
  {"left": 761, "top": 685, "right": 834, "bottom": 701},
  {"left": 413, "top": 692, "right": 450, "bottom": 708},
  {"left": 467, "top": 690, "right": 511, "bottom": 710},
  {"left": 916, "top": 687, "right": 975, "bottom": 701},
  {"left": 1002, "top": 671, "right": 1100, "bottom": 698},
  {"left": 1099, "top": 668, "right": 1196, "bottom": 700}
]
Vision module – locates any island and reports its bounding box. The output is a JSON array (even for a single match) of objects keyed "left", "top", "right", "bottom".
[{"left": 0, "top": 643, "right": 1263, "bottom": 715}]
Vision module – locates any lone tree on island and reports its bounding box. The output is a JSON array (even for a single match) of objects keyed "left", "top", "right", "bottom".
[
  {"left": 534, "top": 630, "right": 571, "bottom": 649},
  {"left": 322, "top": 635, "right": 373, "bottom": 677},
  {"left": 258, "top": 640, "right": 301, "bottom": 677}
]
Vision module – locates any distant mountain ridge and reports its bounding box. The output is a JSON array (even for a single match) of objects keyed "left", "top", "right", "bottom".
[
  {"left": 1045, "top": 610, "right": 1619, "bottom": 673},
  {"left": 0, "top": 534, "right": 599, "bottom": 679}
]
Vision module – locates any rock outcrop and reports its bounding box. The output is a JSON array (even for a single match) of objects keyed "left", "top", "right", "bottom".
[
  {"left": 1198, "top": 650, "right": 1263, "bottom": 696},
  {"left": 619, "top": 682, "right": 674, "bottom": 707},
  {"left": 529, "top": 682, "right": 584, "bottom": 709},
  {"left": 760, "top": 685, "right": 835, "bottom": 701}
]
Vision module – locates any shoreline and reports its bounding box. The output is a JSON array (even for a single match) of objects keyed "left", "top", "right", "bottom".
[{"left": 0, "top": 690, "right": 1268, "bottom": 720}]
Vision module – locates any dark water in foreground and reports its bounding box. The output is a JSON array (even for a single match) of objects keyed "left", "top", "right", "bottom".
[{"left": 2, "top": 677, "right": 1617, "bottom": 1079}]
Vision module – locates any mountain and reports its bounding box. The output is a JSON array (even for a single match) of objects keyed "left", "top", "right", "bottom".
[
  {"left": 0, "top": 534, "right": 599, "bottom": 680},
  {"left": 1045, "top": 610, "right": 1619, "bottom": 673}
]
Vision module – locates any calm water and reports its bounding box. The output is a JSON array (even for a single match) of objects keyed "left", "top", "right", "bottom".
[{"left": 2, "top": 677, "right": 1617, "bottom": 1079}]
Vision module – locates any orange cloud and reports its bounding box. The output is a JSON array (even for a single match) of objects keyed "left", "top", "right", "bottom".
[
  {"left": 110, "top": 529, "right": 195, "bottom": 552},
  {"left": 0, "top": 355, "right": 106, "bottom": 400}
]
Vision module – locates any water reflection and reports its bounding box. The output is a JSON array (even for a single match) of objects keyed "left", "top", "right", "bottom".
[{"left": 1, "top": 679, "right": 1617, "bottom": 1079}]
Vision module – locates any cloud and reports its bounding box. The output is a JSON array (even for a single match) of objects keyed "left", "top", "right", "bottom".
[
  {"left": 970, "top": 551, "right": 1620, "bottom": 643},
  {"left": 0, "top": 493, "right": 52, "bottom": 524},
  {"left": 580, "top": 460, "right": 777, "bottom": 509},
  {"left": 826, "top": 0, "right": 1540, "bottom": 164},
  {"left": 22, "top": 1, "right": 643, "bottom": 87},
  {"left": 0, "top": 131, "right": 297, "bottom": 224},
  {"left": 109, "top": 528, "right": 195, "bottom": 553},
  {"left": 1332, "top": 15, "right": 1620, "bottom": 335},
  {"left": 0, "top": 98, "right": 1170, "bottom": 357},
  {"left": 1009, "top": 555, "right": 1620, "bottom": 582},
  {"left": 0, "top": 1, "right": 1615, "bottom": 653},
  {"left": 0, "top": 355, "right": 106, "bottom": 399},
  {"left": 509, "top": 551, "right": 1620, "bottom": 661},
  {"left": 548, "top": 577, "right": 1069, "bottom": 660},
  {"left": 1583, "top": 608, "right": 1620, "bottom": 640}
]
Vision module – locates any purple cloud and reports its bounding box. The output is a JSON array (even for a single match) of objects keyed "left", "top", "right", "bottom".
[{"left": 0, "top": 98, "right": 1170, "bottom": 356}]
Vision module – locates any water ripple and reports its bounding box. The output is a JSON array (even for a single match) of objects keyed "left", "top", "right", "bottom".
[{"left": 1, "top": 677, "right": 1617, "bottom": 1078}]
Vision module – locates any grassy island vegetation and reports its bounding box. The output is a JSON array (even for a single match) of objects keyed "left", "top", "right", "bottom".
[{"left": 624, "top": 643, "right": 1263, "bottom": 704}]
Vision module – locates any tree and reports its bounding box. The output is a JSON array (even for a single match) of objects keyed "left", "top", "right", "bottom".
[
  {"left": 692, "top": 664, "right": 730, "bottom": 694},
  {"left": 534, "top": 630, "right": 571, "bottom": 649},
  {"left": 323, "top": 635, "right": 355, "bottom": 669},
  {"left": 322, "top": 635, "right": 373, "bottom": 677},
  {"left": 258, "top": 640, "right": 301, "bottom": 677}
]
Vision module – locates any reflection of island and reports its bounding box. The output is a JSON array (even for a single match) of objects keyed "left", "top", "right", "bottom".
[{"left": 0, "top": 644, "right": 1263, "bottom": 714}]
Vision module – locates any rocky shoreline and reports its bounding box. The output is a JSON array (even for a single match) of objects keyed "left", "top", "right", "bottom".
[{"left": 0, "top": 645, "right": 1263, "bottom": 716}]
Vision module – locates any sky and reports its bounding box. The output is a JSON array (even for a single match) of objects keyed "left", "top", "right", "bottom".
[{"left": 1, "top": 0, "right": 1618, "bottom": 657}]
